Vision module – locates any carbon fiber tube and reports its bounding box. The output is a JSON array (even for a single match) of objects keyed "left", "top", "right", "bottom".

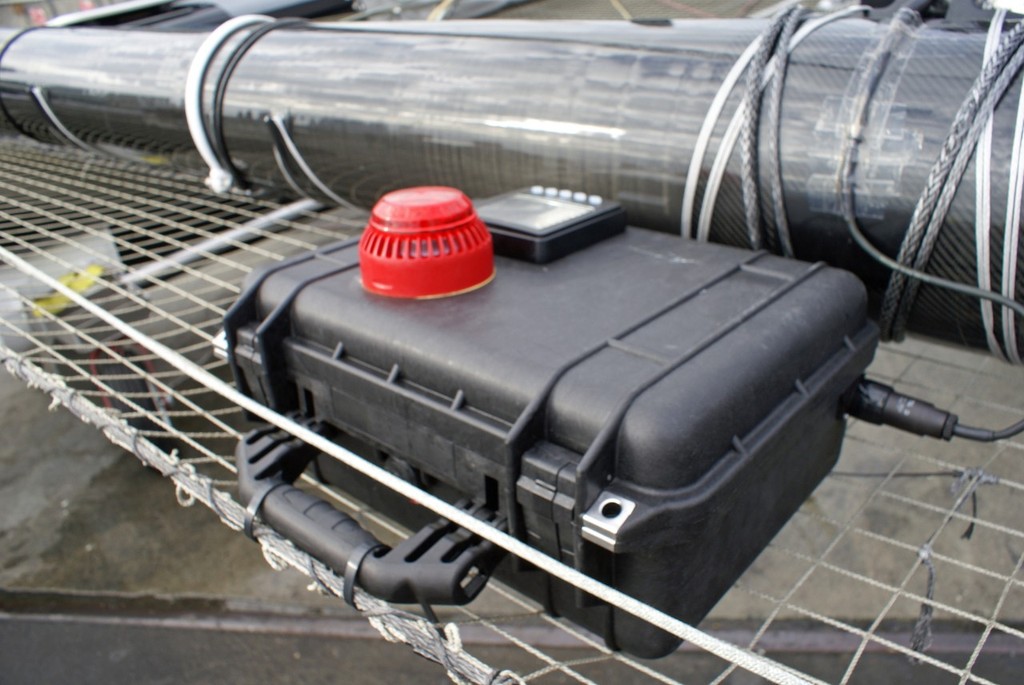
[{"left": 0, "top": 17, "right": 1020, "bottom": 356}]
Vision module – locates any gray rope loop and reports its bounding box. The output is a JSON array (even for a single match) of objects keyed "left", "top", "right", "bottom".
[
  {"left": 487, "top": 670, "right": 524, "bottom": 685},
  {"left": 951, "top": 467, "right": 1001, "bottom": 497},
  {"left": 951, "top": 468, "right": 1000, "bottom": 539},
  {"left": 205, "top": 475, "right": 225, "bottom": 519},
  {"left": 761, "top": 6, "right": 807, "bottom": 257},
  {"left": 910, "top": 543, "right": 936, "bottom": 659},
  {"left": 305, "top": 555, "right": 334, "bottom": 596},
  {"left": 739, "top": 6, "right": 798, "bottom": 251}
]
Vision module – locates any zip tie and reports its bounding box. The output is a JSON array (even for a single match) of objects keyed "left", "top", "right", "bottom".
[
  {"left": 206, "top": 17, "right": 308, "bottom": 189},
  {"left": 343, "top": 541, "right": 383, "bottom": 607},
  {"left": 242, "top": 478, "right": 283, "bottom": 539},
  {"left": 271, "top": 143, "right": 314, "bottom": 199},
  {"left": 0, "top": 243, "right": 821, "bottom": 685},
  {"left": 184, "top": 14, "right": 273, "bottom": 194},
  {"left": 951, "top": 467, "right": 1001, "bottom": 497}
]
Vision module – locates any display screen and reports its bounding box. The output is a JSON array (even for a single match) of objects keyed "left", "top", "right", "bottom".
[{"left": 477, "top": 193, "right": 596, "bottom": 234}]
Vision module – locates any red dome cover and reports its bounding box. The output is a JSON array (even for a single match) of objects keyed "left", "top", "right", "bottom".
[{"left": 359, "top": 187, "right": 495, "bottom": 298}]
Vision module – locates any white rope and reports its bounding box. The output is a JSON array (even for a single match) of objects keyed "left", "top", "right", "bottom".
[
  {"left": 977, "top": 10, "right": 1009, "bottom": 360},
  {"left": 689, "top": 6, "right": 868, "bottom": 243},
  {"left": 0, "top": 243, "right": 821, "bottom": 685},
  {"left": 184, "top": 14, "right": 273, "bottom": 194},
  {"left": 1002, "top": 49, "right": 1024, "bottom": 365}
]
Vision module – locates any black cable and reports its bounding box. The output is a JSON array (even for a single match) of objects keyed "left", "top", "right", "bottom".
[
  {"left": 952, "top": 418, "right": 1024, "bottom": 442},
  {"left": 836, "top": 9, "right": 1024, "bottom": 333},
  {"left": 846, "top": 378, "right": 958, "bottom": 440},
  {"left": 209, "top": 18, "right": 308, "bottom": 189},
  {"left": 844, "top": 204, "right": 1024, "bottom": 322},
  {"left": 847, "top": 377, "right": 1024, "bottom": 443}
]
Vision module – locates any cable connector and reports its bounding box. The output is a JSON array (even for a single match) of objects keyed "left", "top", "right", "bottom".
[{"left": 846, "top": 378, "right": 958, "bottom": 440}]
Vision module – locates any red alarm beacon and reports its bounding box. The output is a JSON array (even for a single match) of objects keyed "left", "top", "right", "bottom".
[{"left": 359, "top": 186, "right": 495, "bottom": 298}]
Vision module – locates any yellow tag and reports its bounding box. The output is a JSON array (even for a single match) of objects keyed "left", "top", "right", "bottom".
[{"left": 32, "top": 264, "right": 105, "bottom": 317}]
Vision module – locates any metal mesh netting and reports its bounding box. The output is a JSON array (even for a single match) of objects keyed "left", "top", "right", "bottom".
[{"left": 2, "top": 135, "right": 1024, "bottom": 684}]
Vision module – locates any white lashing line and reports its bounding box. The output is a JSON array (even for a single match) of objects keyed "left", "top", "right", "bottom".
[
  {"left": 1002, "top": 51, "right": 1024, "bottom": 365},
  {"left": 184, "top": 14, "right": 274, "bottom": 194},
  {"left": 681, "top": 5, "right": 869, "bottom": 241},
  {"left": 0, "top": 243, "right": 822, "bottom": 685},
  {"left": 679, "top": 34, "right": 761, "bottom": 239},
  {"left": 976, "top": 9, "right": 1008, "bottom": 360}
]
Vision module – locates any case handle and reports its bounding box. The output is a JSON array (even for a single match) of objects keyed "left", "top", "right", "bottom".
[{"left": 236, "top": 418, "right": 506, "bottom": 606}]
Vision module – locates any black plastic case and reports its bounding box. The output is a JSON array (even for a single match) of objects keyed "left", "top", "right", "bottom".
[{"left": 226, "top": 228, "right": 877, "bottom": 657}]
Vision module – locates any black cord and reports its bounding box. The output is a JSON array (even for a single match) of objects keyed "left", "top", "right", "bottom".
[
  {"left": 847, "top": 377, "right": 1024, "bottom": 443},
  {"left": 209, "top": 18, "right": 308, "bottom": 188},
  {"left": 953, "top": 418, "right": 1024, "bottom": 442},
  {"left": 836, "top": 10, "right": 1024, "bottom": 334}
]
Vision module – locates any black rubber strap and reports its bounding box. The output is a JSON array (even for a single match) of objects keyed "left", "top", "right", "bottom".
[
  {"left": 208, "top": 18, "right": 307, "bottom": 186},
  {"left": 243, "top": 478, "right": 286, "bottom": 539},
  {"left": 343, "top": 541, "right": 383, "bottom": 607}
]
